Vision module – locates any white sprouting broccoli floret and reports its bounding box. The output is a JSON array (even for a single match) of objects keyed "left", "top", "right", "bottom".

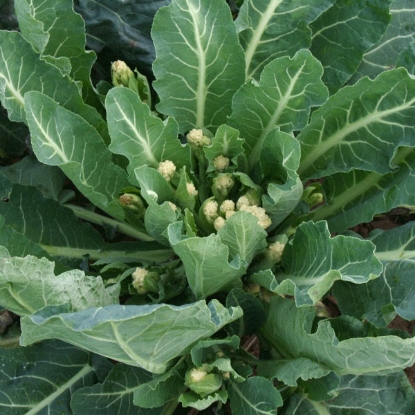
[
  {"left": 111, "top": 60, "right": 134, "bottom": 87},
  {"left": 213, "top": 174, "right": 234, "bottom": 196},
  {"left": 186, "top": 182, "right": 198, "bottom": 197},
  {"left": 236, "top": 195, "right": 250, "bottom": 210},
  {"left": 225, "top": 210, "right": 236, "bottom": 220},
  {"left": 268, "top": 241, "right": 286, "bottom": 262},
  {"left": 167, "top": 201, "right": 178, "bottom": 211},
  {"left": 186, "top": 129, "right": 211, "bottom": 147},
  {"left": 157, "top": 160, "right": 176, "bottom": 181},
  {"left": 131, "top": 267, "right": 149, "bottom": 294},
  {"left": 203, "top": 200, "right": 219, "bottom": 223},
  {"left": 239, "top": 205, "right": 272, "bottom": 229},
  {"left": 213, "top": 155, "right": 230, "bottom": 172},
  {"left": 213, "top": 216, "right": 226, "bottom": 231},
  {"left": 220, "top": 199, "right": 235, "bottom": 214}
]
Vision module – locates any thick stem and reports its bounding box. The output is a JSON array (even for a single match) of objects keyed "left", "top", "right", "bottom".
[{"left": 67, "top": 204, "right": 154, "bottom": 241}]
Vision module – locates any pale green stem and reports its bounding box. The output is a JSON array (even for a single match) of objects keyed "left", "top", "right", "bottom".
[{"left": 66, "top": 204, "right": 154, "bottom": 241}]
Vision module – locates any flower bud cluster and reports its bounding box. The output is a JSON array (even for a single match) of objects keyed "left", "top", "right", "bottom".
[
  {"left": 131, "top": 267, "right": 159, "bottom": 295},
  {"left": 186, "top": 129, "right": 211, "bottom": 147},
  {"left": 213, "top": 155, "right": 230, "bottom": 172},
  {"left": 157, "top": 160, "right": 176, "bottom": 182}
]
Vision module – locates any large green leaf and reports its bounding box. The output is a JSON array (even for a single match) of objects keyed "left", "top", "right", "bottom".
[
  {"left": 235, "top": 0, "right": 333, "bottom": 80},
  {"left": 228, "top": 377, "right": 283, "bottom": 414},
  {"left": 106, "top": 87, "right": 190, "bottom": 174},
  {"left": 0, "top": 340, "right": 112, "bottom": 415},
  {"left": 229, "top": 49, "right": 328, "bottom": 153},
  {"left": 0, "top": 31, "right": 106, "bottom": 138},
  {"left": 152, "top": 0, "right": 245, "bottom": 132},
  {"left": 20, "top": 300, "right": 243, "bottom": 374},
  {"left": 273, "top": 221, "right": 382, "bottom": 306},
  {"left": 24, "top": 91, "right": 129, "bottom": 219},
  {"left": 280, "top": 372, "right": 415, "bottom": 415},
  {"left": 310, "top": 0, "right": 392, "bottom": 94},
  {"left": 311, "top": 147, "right": 415, "bottom": 232},
  {"left": 351, "top": 0, "right": 415, "bottom": 82},
  {"left": 167, "top": 221, "right": 245, "bottom": 300},
  {"left": 14, "top": 0, "right": 97, "bottom": 104},
  {"left": 260, "top": 296, "right": 415, "bottom": 383},
  {"left": 297, "top": 68, "right": 415, "bottom": 180},
  {"left": 333, "top": 260, "right": 415, "bottom": 327},
  {"left": 0, "top": 252, "right": 119, "bottom": 316},
  {"left": 71, "top": 363, "right": 163, "bottom": 415}
]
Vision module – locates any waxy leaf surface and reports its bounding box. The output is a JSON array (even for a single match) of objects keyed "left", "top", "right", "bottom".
[
  {"left": 310, "top": 0, "right": 392, "bottom": 93},
  {"left": 0, "top": 340, "right": 112, "bottom": 415},
  {"left": 152, "top": 0, "right": 245, "bottom": 132},
  {"left": 275, "top": 221, "right": 382, "bottom": 305},
  {"left": 298, "top": 69, "right": 415, "bottom": 180},
  {"left": 236, "top": 0, "right": 333, "bottom": 80},
  {"left": 24, "top": 91, "right": 129, "bottom": 220},
  {"left": 20, "top": 300, "right": 242, "bottom": 374}
]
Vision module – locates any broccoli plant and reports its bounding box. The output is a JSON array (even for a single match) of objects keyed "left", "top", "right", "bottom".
[{"left": 1, "top": 0, "right": 415, "bottom": 413}]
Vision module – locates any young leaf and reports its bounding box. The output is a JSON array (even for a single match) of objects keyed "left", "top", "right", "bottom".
[
  {"left": 0, "top": 340, "right": 112, "bottom": 415},
  {"left": 167, "top": 221, "right": 245, "bottom": 299},
  {"left": 297, "top": 68, "right": 415, "bottom": 180},
  {"left": 24, "top": 91, "right": 130, "bottom": 220},
  {"left": 229, "top": 49, "right": 328, "bottom": 152},
  {"left": 106, "top": 87, "right": 190, "bottom": 174},
  {"left": 217, "top": 211, "right": 268, "bottom": 265},
  {"left": 235, "top": 0, "right": 333, "bottom": 80},
  {"left": 260, "top": 296, "right": 415, "bottom": 381},
  {"left": 274, "top": 221, "right": 382, "bottom": 305},
  {"left": 71, "top": 363, "right": 163, "bottom": 415},
  {"left": 228, "top": 377, "right": 283, "bottom": 415},
  {"left": 179, "top": 390, "right": 228, "bottom": 411},
  {"left": 310, "top": 0, "right": 392, "bottom": 93},
  {"left": 152, "top": 0, "right": 245, "bottom": 132},
  {"left": 0, "top": 253, "right": 119, "bottom": 316},
  {"left": 20, "top": 300, "right": 243, "bottom": 374},
  {"left": 352, "top": 0, "right": 415, "bottom": 82},
  {"left": 311, "top": 147, "right": 415, "bottom": 233}
]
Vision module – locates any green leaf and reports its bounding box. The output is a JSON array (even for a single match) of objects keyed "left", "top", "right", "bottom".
[
  {"left": 228, "top": 377, "right": 283, "bottom": 414},
  {"left": 260, "top": 296, "right": 415, "bottom": 380},
  {"left": 310, "top": 0, "right": 392, "bottom": 93},
  {"left": 152, "top": 0, "right": 245, "bottom": 132},
  {"left": 133, "top": 364, "right": 185, "bottom": 409},
  {"left": 333, "top": 260, "right": 415, "bottom": 327},
  {"left": 0, "top": 31, "right": 106, "bottom": 137},
  {"left": 297, "top": 69, "right": 415, "bottom": 180},
  {"left": 0, "top": 340, "right": 112, "bottom": 415},
  {"left": 281, "top": 372, "right": 415, "bottom": 415},
  {"left": 0, "top": 253, "right": 119, "bottom": 316},
  {"left": 106, "top": 87, "right": 190, "bottom": 173},
  {"left": 14, "top": 0, "right": 98, "bottom": 104},
  {"left": 229, "top": 49, "right": 328, "bottom": 152},
  {"left": 370, "top": 221, "right": 415, "bottom": 262},
  {"left": 167, "top": 221, "right": 246, "bottom": 299},
  {"left": 274, "top": 221, "right": 382, "bottom": 305},
  {"left": 0, "top": 156, "right": 65, "bottom": 200},
  {"left": 217, "top": 211, "right": 268, "bottom": 265},
  {"left": 311, "top": 147, "right": 415, "bottom": 232},
  {"left": 20, "top": 300, "right": 243, "bottom": 374},
  {"left": 235, "top": 0, "right": 333, "bottom": 80},
  {"left": 135, "top": 166, "right": 174, "bottom": 204},
  {"left": 256, "top": 130, "right": 303, "bottom": 229},
  {"left": 179, "top": 390, "right": 228, "bottom": 411},
  {"left": 24, "top": 91, "right": 130, "bottom": 219},
  {"left": 351, "top": 0, "right": 415, "bottom": 82},
  {"left": 203, "top": 124, "right": 245, "bottom": 171},
  {"left": 72, "top": 363, "right": 163, "bottom": 415}
]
